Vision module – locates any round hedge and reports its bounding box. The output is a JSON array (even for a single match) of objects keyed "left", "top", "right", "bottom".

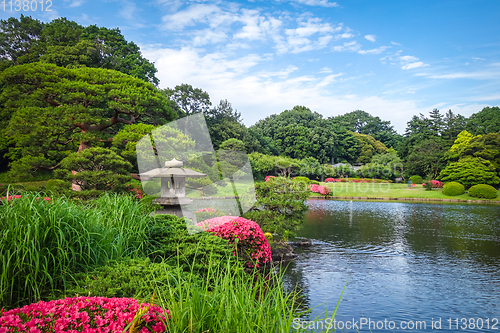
[
  {"left": 409, "top": 175, "right": 423, "bottom": 184},
  {"left": 442, "top": 182, "right": 465, "bottom": 196},
  {"left": 468, "top": 184, "right": 498, "bottom": 199}
]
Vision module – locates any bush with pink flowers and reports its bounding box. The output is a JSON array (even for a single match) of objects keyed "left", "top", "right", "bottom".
[
  {"left": 194, "top": 207, "right": 224, "bottom": 221},
  {"left": 198, "top": 216, "right": 272, "bottom": 268},
  {"left": 0, "top": 296, "right": 168, "bottom": 333},
  {"left": 422, "top": 180, "right": 444, "bottom": 190},
  {"left": 318, "top": 186, "right": 331, "bottom": 195},
  {"left": 1, "top": 195, "right": 51, "bottom": 202},
  {"left": 324, "top": 178, "right": 341, "bottom": 183},
  {"left": 264, "top": 175, "right": 276, "bottom": 182}
]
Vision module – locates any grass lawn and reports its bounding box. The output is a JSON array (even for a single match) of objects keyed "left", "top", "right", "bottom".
[{"left": 317, "top": 182, "right": 500, "bottom": 202}]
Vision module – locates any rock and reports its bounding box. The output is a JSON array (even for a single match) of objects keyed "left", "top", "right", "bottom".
[
  {"left": 271, "top": 241, "right": 298, "bottom": 263},
  {"left": 299, "top": 238, "right": 312, "bottom": 247}
]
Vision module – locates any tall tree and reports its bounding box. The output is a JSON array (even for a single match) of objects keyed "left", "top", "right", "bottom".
[
  {"left": 163, "top": 84, "right": 211, "bottom": 118},
  {"left": 466, "top": 106, "right": 500, "bottom": 135},
  {"left": 0, "top": 62, "right": 175, "bottom": 179}
]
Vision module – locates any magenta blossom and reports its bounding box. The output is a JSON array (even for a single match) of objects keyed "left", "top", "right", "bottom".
[{"left": 0, "top": 296, "right": 169, "bottom": 333}]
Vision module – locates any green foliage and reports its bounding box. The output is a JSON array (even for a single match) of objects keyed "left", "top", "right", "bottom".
[
  {"left": 56, "top": 147, "right": 132, "bottom": 193},
  {"left": 292, "top": 176, "right": 311, "bottom": 186},
  {"left": 442, "top": 182, "right": 465, "bottom": 196},
  {"left": 164, "top": 84, "right": 211, "bottom": 117},
  {"left": 202, "top": 183, "right": 218, "bottom": 196},
  {"left": 145, "top": 215, "right": 236, "bottom": 277},
  {"left": 310, "top": 180, "right": 320, "bottom": 185},
  {"left": 409, "top": 175, "right": 423, "bottom": 184},
  {"left": 45, "top": 179, "right": 71, "bottom": 195},
  {"left": 466, "top": 106, "right": 500, "bottom": 135},
  {"left": 60, "top": 257, "right": 197, "bottom": 301},
  {"left": 405, "top": 137, "right": 448, "bottom": 178},
  {"left": 0, "top": 62, "right": 175, "bottom": 178},
  {"left": 350, "top": 131, "right": 388, "bottom": 164},
  {"left": 243, "top": 177, "right": 309, "bottom": 237},
  {"left": 438, "top": 156, "right": 500, "bottom": 188},
  {"left": 0, "top": 15, "right": 159, "bottom": 84},
  {"left": 0, "top": 194, "right": 153, "bottom": 308},
  {"left": 468, "top": 184, "right": 498, "bottom": 199}
]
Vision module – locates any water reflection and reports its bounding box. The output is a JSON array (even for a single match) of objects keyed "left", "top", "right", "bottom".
[{"left": 286, "top": 199, "right": 500, "bottom": 332}]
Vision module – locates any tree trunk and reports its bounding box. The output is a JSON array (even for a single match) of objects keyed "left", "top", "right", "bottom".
[{"left": 72, "top": 141, "right": 92, "bottom": 191}]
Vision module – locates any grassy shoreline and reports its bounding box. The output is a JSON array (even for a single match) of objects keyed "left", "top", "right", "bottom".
[{"left": 311, "top": 182, "right": 500, "bottom": 204}]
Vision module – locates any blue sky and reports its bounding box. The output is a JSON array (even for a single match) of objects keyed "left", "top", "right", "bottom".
[{"left": 2, "top": 0, "right": 500, "bottom": 133}]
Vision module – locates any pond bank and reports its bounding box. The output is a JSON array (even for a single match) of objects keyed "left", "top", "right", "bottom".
[{"left": 312, "top": 195, "right": 500, "bottom": 204}]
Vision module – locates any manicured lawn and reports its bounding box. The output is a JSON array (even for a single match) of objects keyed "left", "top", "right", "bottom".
[{"left": 319, "top": 182, "right": 500, "bottom": 201}]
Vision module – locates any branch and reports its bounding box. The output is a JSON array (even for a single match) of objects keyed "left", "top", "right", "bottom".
[{"left": 39, "top": 163, "right": 61, "bottom": 170}]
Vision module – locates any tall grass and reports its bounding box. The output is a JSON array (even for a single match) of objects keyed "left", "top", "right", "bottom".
[
  {"left": 154, "top": 255, "right": 343, "bottom": 333},
  {"left": 0, "top": 192, "right": 152, "bottom": 308}
]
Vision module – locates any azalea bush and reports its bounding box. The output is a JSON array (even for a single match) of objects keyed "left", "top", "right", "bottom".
[
  {"left": 264, "top": 175, "right": 276, "bottom": 182},
  {"left": 1, "top": 194, "right": 51, "bottom": 202},
  {"left": 0, "top": 296, "right": 169, "bottom": 332},
  {"left": 194, "top": 207, "right": 225, "bottom": 221},
  {"left": 309, "top": 184, "right": 331, "bottom": 195},
  {"left": 422, "top": 180, "right": 444, "bottom": 190},
  {"left": 324, "top": 178, "right": 341, "bottom": 183},
  {"left": 197, "top": 216, "right": 272, "bottom": 268}
]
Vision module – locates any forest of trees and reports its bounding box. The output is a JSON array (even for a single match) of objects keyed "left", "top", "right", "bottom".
[{"left": 1, "top": 15, "right": 500, "bottom": 189}]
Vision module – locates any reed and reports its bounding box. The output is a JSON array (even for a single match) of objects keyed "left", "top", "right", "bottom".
[{"left": 0, "top": 192, "right": 151, "bottom": 308}]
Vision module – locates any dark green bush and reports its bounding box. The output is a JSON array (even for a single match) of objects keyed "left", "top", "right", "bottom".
[
  {"left": 292, "top": 176, "right": 310, "bottom": 184},
  {"left": 22, "top": 185, "right": 44, "bottom": 192},
  {"left": 45, "top": 179, "right": 71, "bottom": 195},
  {"left": 468, "top": 184, "right": 498, "bottom": 199},
  {"left": 145, "top": 215, "right": 237, "bottom": 278},
  {"left": 409, "top": 175, "right": 423, "bottom": 184},
  {"left": 310, "top": 180, "right": 320, "bottom": 185},
  {"left": 202, "top": 184, "right": 218, "bottom": 196},
  {"left": 57, "top": 257, "right": 199, "bottom": 302},
  {"left": 442, "top": 182, "right": 465, "bottom": 196}
]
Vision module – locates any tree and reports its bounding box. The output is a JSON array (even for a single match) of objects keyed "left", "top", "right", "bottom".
[
  {"left": 55, "top": 147, "right": 132, "bottom": 193},
  {"left": 405, "top": 137, "right": 447, "bottom": 178},
  {"left": 0, "top": 62, "right": 175, "bottom": 177},
  {"left": 274, "top": 125, "right": 311, "bottom": 160},
  {"left": 243, "top": 177, "right": 309, "bottom": 237},
  {"left": 350, "top": 132, "right": 387, "bottom": 164},
  {"left": 466, "top": 107, "right": 500, "bottom": 135},
  {"left": 438, "top": 156, "right": 500, "bottom": 188},
  {"left": 204, "top": 99, "right": 248, "bottom": 150},
  {"left": 163, "top": 84, "right": 211, "bottom": 118},
  {"left": 0, "top": 15, "right": 159, "bottom": 85},
  {"left": 444, "top": 130, "right": 474, "bottom": 162},
  {"left": 442, "top": 109, "right": 467, "bottom": 144}
]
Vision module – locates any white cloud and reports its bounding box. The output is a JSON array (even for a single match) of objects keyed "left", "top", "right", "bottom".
[
  {"left": 291, "top": 0, "right": 339, "bottom": 7},
  {"left": 339, "top": 32, "right": 354, "bottom": 38},
  {"left": 141, "top": 45, "right": 434, "bottom": 133},
  {"left": 319, "top": 67, "right": 333, "bottom": 73},
  {"left": 391, "top": 41, "right": 401, "bottom": 45},
  {"left": 358, "top": 46, "right": 390, "bottom": 55},
  {"left": 473, "top": 57, "right": 486, "bottom": 61},
  {"left": 64, "top": 0, "right": 84, "bottom": 7},
  {"left": 333, "top": 41, "right": 361, "bottom": 52},
  {"left": 416, "top": 70, "right": 500, "bottom": 79},
  {"left": 400, "top": 55, "right": 418, "bottom": 62},
  {"left": 401, "top": 62, "right": 430, "bottom": 70},
  {"left": 161, "top": 4, "right": 223, "bottom": 30},
  {"left": 364, "top": 34, "right": 376, "bottom": 42}
]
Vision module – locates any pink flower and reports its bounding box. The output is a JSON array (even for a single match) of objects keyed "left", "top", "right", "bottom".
[
  {"left": 0, "top": 297, "right": 169, "bottom": 332},
  {"left": 264, "top": 176, "right": 276, "bottom": 182}
]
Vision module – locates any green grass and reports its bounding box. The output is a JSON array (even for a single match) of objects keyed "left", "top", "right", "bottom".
[
  {"left": 155, "top": 257, "right": 343, "bottom": 333},
  {"left": 186, "top": 179, "right": 257, "bottom": 198},
  {"left": 318, "top": 182, "right": 500, "bottom": 201},
  {"left": 0, "top": 193, "right": 153, "bottom": 308}
]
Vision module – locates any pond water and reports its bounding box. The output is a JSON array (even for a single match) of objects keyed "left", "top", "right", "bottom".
[{"left": 284, "top": 199, "right": 500, "bottom": 332}]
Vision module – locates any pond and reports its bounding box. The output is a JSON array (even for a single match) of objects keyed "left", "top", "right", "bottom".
[{"left": 284, "top": 199, "right": 500, "bottom": 332}]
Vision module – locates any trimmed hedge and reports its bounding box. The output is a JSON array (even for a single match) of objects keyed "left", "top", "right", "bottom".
[
  {"left": 468, "top": 184, "right": 498, "bottom": 199},
  {"left": 45, "top": 179, "right": 71, "bottom": 195},
  {"left": 409, "top": 175, "right": 423, "bottom": 184},
  {"left": 442, "top": 182, "right": 465, "bottom": 196},
  {"left": 292, "top": 176, "right": 311, "bottom": 185}
]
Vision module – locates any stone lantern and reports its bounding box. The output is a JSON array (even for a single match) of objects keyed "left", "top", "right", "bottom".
[{"left": 140, "top": 158, "right": 206, "bottom": 219}]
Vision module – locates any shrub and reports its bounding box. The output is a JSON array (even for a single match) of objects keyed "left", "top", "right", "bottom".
[
  {"left": 199, "top": 216, "right": 272, "bottom": 268},
  {"left": 409, "top": 175, "right": 423, "bottom": 184},
  {"left": 0, "top": 296, "right": 168, "bottom": 332},
  {"left": 194, "top": 207, "right": 225, "bottom": 222},
  {"left": 292, "top": 176, "right": 310, "bottom": 185},
  {"left": 442, "top": 182, "right": 465, "bottom": 196},
  {"left": 202, "top": 183, "right": 218, "bottom": 196},
  {"left": 264, "top": 175, "right": 276, "bottom": 182},
  {"left": 468, "top": 184, "right": 498, "bottom": 199},
  {"left": 310, "top": 180, "right": 320, "bottom": 185},
  {"left": 318, "top": 186, "right": 331, "bottom": 195},
  {"left": 45, "top": 179, "right": 71, "bottom": 195},
  {"left": 60, "top": 257, "right": 198, "bottom": 301},
  {"left": 423, "top": 180, "right": 443, "bottom": 190}
]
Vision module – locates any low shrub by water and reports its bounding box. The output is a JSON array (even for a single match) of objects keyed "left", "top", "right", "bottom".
[
  {"left": 468, "top": 184, "right": 498, "bottom": 199},
  {"left": 442, "top": 182, "right": 465, "bottom": 196}
]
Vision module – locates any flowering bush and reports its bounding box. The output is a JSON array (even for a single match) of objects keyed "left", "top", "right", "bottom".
[
  {"left": 422, "top": 180, "right": 443, "bottom": 190},
  {"left": 1, "top": 195, "right": 51, "bottom": 202},
  {"left": 318, "top": 186, "right": 331, "bottom": 195},
  {"left": 324, "top": 178, "right": 341, "bottom": 183},
  {"left": 264, "top": 176, "right": 276, "bottom": 182},
  {"left": 0, "top": 296, "right": 168, "bottom": 332},
  {"left": 194, "top": 207, "right": 225, "bottom": 222},
  {"left": 310, "top": 184, "right": 320, "bottom": 193},
  {"left": 198, "top": 216, "right": 272, "bottom": 268}
]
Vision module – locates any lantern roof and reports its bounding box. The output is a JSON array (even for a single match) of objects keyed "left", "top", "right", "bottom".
[{"left": 139, "top": 159, "right": 207, "bottom": 178}]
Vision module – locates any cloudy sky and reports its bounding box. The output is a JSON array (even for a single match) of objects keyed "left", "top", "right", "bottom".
[{"left": 2, "top": 0, "right": 500, "bottom": 132}]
